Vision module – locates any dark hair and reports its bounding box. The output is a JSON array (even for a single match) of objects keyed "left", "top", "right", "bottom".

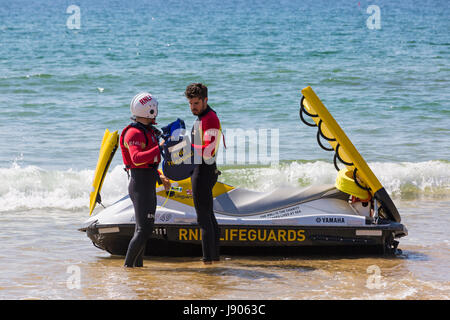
[{"left": 185, "top": 83, "right": 208, "bottom": 100}]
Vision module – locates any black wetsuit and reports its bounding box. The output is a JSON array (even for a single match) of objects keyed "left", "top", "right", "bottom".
[
  {"left": 120, "top": 122, "right": 161, "bottom": 268},
  {"left": 124, "top": 168, "right": 158, "bottom": 267},
  {"left": 191, "top": 163, "right": 220, "bottom": 261},
  {"left": 191, "top": 106, "right": 221, "bottom": 262}
]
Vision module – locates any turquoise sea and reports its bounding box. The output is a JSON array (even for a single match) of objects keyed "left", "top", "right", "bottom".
[{"left": 0, "top": 0, "right": 449, "bottom": 299}]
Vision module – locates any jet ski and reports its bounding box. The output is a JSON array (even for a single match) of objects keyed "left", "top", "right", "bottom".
[{"left": 79, "top": 86, "right": 407, "bottom": 256}]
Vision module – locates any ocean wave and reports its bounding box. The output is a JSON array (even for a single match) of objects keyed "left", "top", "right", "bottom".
[
  {"left": 1, "top": 73, "right": 54, "bottom": 80},
  {"left": 0, "top": 165, "right": 127, "bottom": 212},
  {"left": 0, "top": 160, "right": 449, "bottom": 212},
  {"left": 222, "top": 160, "right": 450, "bottom": 198}
]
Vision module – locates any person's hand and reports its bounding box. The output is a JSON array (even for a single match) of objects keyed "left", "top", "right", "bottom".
[
  {"left": 160, "top": 174, "right": 171, "bottom": 191},
  {"left": 159, "top": 139, "right": 165, "bottom": 147}
]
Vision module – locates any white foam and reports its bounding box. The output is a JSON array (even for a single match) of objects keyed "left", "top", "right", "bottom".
[
  {"left": 225, "top": 160, "right": 450, "bottom": 197},
  {"left": 0, "top": 164, "right": 127, "bottom": 212},
  {"left": 370, "top": 160, "right": 450, "bottom": 197},
  {"left": 0, "top": 160, "right": 449, "bottom": 212},
  {"left": 224, "top": 161, "right": 337, "bottom": 192}
]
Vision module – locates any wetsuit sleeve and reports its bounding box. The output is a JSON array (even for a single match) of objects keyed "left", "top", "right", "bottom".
[{"left": 124, "top": 129, "right": 160, "bottom": 166}]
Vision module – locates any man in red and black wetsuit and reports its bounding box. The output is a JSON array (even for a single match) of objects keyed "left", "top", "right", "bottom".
[
  {"left": 186, "top": 83, "right": 222, "bottom": 264},
  {"left": 120, "top": 92, "right": 170, "bottom": 268}
]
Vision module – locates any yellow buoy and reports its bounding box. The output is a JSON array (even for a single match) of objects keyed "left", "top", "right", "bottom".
[{"left": 335, "top": 169, "right": 370, "bottom": 201}]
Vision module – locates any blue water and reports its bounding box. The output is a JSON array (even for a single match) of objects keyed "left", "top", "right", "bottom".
[{"left": 0, "top": 0, "right": 448, "bottom": 171}]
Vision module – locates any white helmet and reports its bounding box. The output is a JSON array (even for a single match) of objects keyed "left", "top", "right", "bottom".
[{"left": 130, "top": 92, "right": 158, "bottom": 119}]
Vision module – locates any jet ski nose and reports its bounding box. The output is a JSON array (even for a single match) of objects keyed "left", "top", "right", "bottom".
[{"left": 78, "top": 219, "right": 97, "bottom": 232}]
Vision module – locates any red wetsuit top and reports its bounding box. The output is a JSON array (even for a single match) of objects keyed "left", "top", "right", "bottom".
[
  {"left": 120, "top": 122, "right": 161, "bottom": 170},
  {"left": 191, "top": 105, "right": 222, "bottom": 163}
]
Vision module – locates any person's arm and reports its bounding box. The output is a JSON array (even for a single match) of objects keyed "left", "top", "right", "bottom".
[{"left": 159, "top": 173, "right": 171, "bottom": 191}]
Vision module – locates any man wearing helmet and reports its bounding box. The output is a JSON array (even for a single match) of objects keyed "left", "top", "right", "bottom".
[
  {"left": 185, "top": 83, "right": 223, "bottom": 265},
  {"left": 120, "top": 92, "right": 171, "bottom": 268}
]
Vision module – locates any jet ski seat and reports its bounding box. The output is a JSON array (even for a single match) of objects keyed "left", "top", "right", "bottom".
[{"left": 213, "top": 184, "right": 349, "bottom": 216}]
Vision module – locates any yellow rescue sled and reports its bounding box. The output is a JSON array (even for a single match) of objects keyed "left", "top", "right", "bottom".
[{"left": 89, "top": 129, "right": 119, "bottom": 215}]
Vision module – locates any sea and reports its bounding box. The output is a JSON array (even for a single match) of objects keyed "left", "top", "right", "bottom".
[{"left": 0, "top": 0, "right": 449, "bottom": 300}]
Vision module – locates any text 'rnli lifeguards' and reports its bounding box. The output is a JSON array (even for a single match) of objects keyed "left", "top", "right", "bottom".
[{"left": 178, "top": 228, "right": 306, "bottom": 243}]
